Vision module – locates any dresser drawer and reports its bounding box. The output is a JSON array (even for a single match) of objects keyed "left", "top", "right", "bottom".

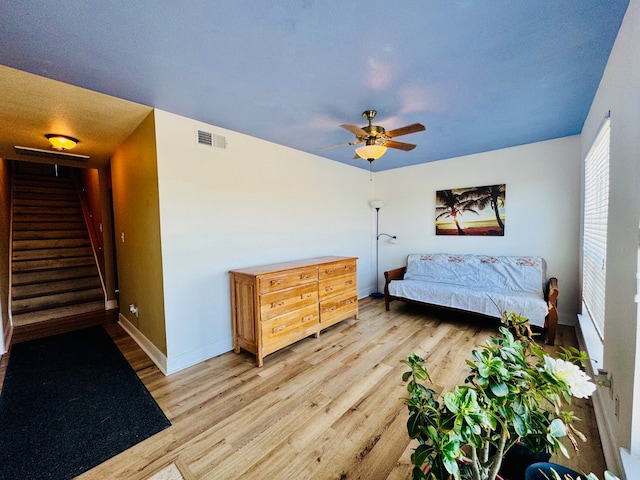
[
  {"left": 318, "top": 273, "right": 357, "bottom": 300},
  {"left": 318, "top": 259, "right": 356, "bottom": 280},
  {"left": 260, "top": 283, "right": 318, "bottom": 321},
  {"left": 261, "top": 304, "right": 319, "bottom": 356},
  {"left": 319, "top": 291, "right": 358, "bottom": 327},
  {"left": 258, "top": 267, "right": 318, "bottom": 294}
]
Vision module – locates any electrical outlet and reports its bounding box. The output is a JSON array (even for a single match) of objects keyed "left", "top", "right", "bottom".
[
  {"left": 614, "top": 395, "right": 620, "bottom": 419},
  {"left": 129, "top": 303, "right": 138, "bottom": 317}
]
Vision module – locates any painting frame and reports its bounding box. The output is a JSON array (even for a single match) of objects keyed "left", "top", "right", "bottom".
[{"left": 435, "top": 184, "right": 506, "bottom": 236}]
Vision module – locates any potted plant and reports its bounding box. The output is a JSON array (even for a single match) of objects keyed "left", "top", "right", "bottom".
[
  {"left": 524, "top": 462, "right": 620, "bottom": 480},
  {"left": 402, "top": 312, "right": 597, "bottom": 480}
]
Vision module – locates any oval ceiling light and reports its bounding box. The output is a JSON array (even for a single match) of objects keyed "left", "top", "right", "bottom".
[
  {"left": 45, "top": 134, "right": 78, "bottom": 151},
  {"left": 355, "top": 144, "right": 387, "bottom": 162}
]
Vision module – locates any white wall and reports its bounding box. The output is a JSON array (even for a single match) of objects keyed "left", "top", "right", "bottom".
[
  {"left": 375, "top": 135, "right": 581, "bottom": 323},
  {"left": 579, "top": 0, "right": 640, "bottom": 477},
  {"left": 154, "top": 109, "right": 373, "bottom": 373}
]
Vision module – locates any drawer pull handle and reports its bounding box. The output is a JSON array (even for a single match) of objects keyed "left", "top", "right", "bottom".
[
  {"left": 325, "top": 286, "right": 333, "bottom": 291},
  {"left": 345, "top": 280, "right": 353, "bottom": 285},
  {"left": 300, "top": 273, "right": 311, "bottom": 279},
  {"left": 301, "top": 315, "right": 314, "bottom": 323},
  {"left": 271, "top": 279, "right": 283, "bottom": 286},
  {"left": 346, "top": 299, "right": 354, "bottom": 304},
  {"left": 302, "top": 293, "right": 312, "bottom": 299},
  {"left": 272, "top": 324, "right": 285, "bottom": 334},
  {"left": 270, "top": 301, "right": 285, "bottom": 308},
  {"left": 325, "top": 269, "right": 334, "bottom": 274}
]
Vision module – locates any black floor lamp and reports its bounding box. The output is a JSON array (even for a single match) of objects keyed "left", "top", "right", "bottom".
[{"left": 370, "top": 200, "right": 397, "bottom": 298}]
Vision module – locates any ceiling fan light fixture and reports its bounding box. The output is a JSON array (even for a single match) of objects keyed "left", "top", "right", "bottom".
[
  {"left": 46, "top": 134, "right": 78, "bottom": 151},
  {"left": 355, "top": 144, "right": 387, "bottom": 161}
]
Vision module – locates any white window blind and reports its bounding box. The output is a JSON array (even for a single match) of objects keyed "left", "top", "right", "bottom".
[{"left": 582, "top": 115, "right": 610, "bottom": 338}]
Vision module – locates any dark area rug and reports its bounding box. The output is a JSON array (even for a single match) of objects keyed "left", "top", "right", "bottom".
[{"left": 0, "top": 326, "right": 171, "bottom": 479}]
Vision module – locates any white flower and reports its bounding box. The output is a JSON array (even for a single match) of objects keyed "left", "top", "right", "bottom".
[{"left": 545, "top": 356, "right": 597, "bottom": 399}]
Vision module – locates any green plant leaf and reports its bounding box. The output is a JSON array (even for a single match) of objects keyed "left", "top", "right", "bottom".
[
  {"left": 411, "top": 465, "right": 428, "bottom": 480},
  {"left": 489, "top": 379, "right": 509, "bottom": 397},
  {"left": 407, "top": 413, "right": 423, "bottom": 438},
  {"left": 412, "top": 444, "right": 432, "bottom": 468},
  {"left": 512, "top": 413, "right": 527, "bottom": 436},
  {"left": 549, "top": 418, "right": 567, "bottom": 438}
]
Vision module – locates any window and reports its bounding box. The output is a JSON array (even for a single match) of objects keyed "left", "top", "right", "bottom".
[{"left": 582, "top": 115, "right": 610, "bottom": 338}]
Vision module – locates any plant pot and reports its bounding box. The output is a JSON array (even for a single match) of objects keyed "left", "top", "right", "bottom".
[
  {"left": 499, "top": 443, "right": 552, "bottom": 480},
  {"left": 423, "top": 461, "right": 506, "bottom": 480},
  {"left": 524, "top": 462, "right": 582, "bottom": 480}
]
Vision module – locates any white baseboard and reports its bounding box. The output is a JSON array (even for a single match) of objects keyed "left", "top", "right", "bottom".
[
  {"left": 620, "top": 448, "right": 640, "bottom": 480},
  {"left": 117, "top": 314, "right": 232, "bottom": 376},
  {"left": 118, "top": 314, "right": 168, "bottom": 375},
  {"left": 559, "top": 311, "right": 576, "bottom": 326},
  {"left": 575, "top": 314, "right": 623, "bottom": 477},
  {"left": 2, "top": 320, "right": 12, "bottom": 355},
  {"left": 164, "top": 338, "right": 232, "bottom": 375}
]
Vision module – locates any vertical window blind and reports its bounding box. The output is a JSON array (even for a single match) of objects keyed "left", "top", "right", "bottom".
[{"left": 582, "top": 115, "right": 610, "bottom": 338}]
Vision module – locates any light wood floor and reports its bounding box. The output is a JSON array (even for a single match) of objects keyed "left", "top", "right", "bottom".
[{"left": 39, "top": 298, "right": 605, "bottom": 479}]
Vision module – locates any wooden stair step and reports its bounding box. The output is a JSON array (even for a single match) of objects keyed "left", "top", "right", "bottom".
[
  {"left": 13, "top": 185, "right": 78, "bottom": 199},
  {"left": 12, "top": 230, "right": 88, "bottom": 241},
  {"left": 13, "top": 177, "right": 76, "bottom": 187},
  {"left": 12, "top": 198, "right": 80, "bottom": 208},
  {"left": 12, "top": 246, "right": 94, "bottom": 261},
  {"left": 11, "top": 301, "right": 107, "bottom": 327},
  {"left": 11, "top": 288, "right": 105, "bottom": 313},
  {"left": 12, "top": 277, "right": 103, "bottom": 300},
  {"left": 13, "top": 176, "right": 76, "bottom": 186},
  {"left": 12, "top": 266, "right": 100, "bottom": 285},
  {"left": 12, "top": 256, "right": 96, "bottom": 273},
  {"left": 13, "top": 238, "right": 90, "bottom": 250},
  {"left": 12, "top": 205, "right": 82, "bottom": 215},
  {"left": 11, "top": 221, "right": 87, "bottom": 231},
  {"left": 13, "top": 174, "right": 76, "bottom": 185}
]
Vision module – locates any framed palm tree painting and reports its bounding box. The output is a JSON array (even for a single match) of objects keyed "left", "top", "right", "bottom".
[{"left": 435, "top": 184, "right": 505, "bottom": 236}]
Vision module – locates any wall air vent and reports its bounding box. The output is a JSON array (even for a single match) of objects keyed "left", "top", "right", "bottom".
[{"left": 196, "top": 129, "right": 226, "bottom": 150}]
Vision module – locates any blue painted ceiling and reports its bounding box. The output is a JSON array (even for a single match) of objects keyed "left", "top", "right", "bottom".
[{"left": 0, "top": 1, "right": 629, "bottom": 171}]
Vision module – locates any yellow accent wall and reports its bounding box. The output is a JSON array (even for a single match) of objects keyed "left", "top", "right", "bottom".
[
  {"left": 0, "top": 159, "right": 10, "bottom": 351},
  {"left": 110, "top": 111, "right": 167, "bottom": 354}
]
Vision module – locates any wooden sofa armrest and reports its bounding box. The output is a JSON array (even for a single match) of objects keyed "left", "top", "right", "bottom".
[
  {"left": 384, "top": 267, "right": 406, "bottom": 311},
  {"left": 544, "top": 277, "right": 559, "bottom": 345}
]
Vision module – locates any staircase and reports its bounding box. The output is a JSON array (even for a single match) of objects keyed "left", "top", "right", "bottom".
[{"left": 11, "top": 173, "right": 105, "bottom": 328}]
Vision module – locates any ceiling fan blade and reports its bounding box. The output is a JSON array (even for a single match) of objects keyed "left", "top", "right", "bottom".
[
  {"left": 316, "top": 141, "right": 357, "bottom": 151},
  {"left": 380, "top": 139, "right": 417, "bottom": 151},
  {"left": 384, "top": 123, "right": 426, "bottom": 138},
  {"left": 340, "top": 124, "right": 368, "bottom": 137}
]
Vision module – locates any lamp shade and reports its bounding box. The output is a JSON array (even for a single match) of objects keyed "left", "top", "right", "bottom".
[
  {"left": 355, "top": 144, "right": 386, "bottom": 160},
  {"left": 369, "top": 200, "right": 385, "bottom": 209},
  {"left": 46, "top": 134, "right": 78, "bottom": 150}
]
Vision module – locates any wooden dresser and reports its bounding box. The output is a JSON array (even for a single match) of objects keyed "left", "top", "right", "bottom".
[{"left": 230, "top": 256, "right": 358, "bottom": 366}]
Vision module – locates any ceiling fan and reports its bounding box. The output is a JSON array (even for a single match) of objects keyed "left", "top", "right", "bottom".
[{"left": 318, "top": 109, "right": 426, "bottom": 162}]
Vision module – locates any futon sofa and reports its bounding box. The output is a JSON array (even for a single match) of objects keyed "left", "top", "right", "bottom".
[{"left": 384, "top": 253, "right": 558, "bottom": 344}]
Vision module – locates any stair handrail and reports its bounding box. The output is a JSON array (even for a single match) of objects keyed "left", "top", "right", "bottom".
[{"left": 76, "top": 180, "right": 108, "bottom": 306}]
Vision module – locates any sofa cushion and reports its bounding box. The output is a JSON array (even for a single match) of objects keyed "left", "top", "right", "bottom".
[
  {"left": 403, "top": 254, "right": 546, "bottom": 297},
  {"left": 388, "top": 279, "right": 549, "bottom": 327}
]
